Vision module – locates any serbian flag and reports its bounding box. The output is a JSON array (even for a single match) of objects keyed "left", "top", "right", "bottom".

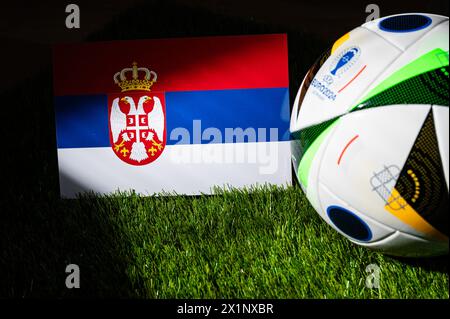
[{"left": 53, "top": 34, "right": 291, "bottom": 197}]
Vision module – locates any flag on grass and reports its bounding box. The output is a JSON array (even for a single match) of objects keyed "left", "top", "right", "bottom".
[{"left": 53, "top": 34, "right": 291, "bottom": 198}]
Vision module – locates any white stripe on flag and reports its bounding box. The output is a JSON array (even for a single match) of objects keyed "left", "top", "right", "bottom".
[{"left": 58, "top": 142, "right": 292, "bottom": 198}]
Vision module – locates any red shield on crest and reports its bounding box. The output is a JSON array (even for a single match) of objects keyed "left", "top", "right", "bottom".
[{"left": 108, "top": 63, "right": 166, "bottom": 166}]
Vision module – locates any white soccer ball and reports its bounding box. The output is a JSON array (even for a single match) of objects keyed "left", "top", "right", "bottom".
[{"left": 290, "top": 13, "right": 449, "bottom": 257}]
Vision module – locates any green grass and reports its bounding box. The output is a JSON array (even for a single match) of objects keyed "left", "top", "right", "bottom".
[{"left": 1, "top": 185, "right": 447, "bottom": 298}]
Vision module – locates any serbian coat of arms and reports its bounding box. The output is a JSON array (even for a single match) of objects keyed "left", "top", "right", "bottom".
[{"left": 108, "top": 62, "right": 166, "bottom": 165}]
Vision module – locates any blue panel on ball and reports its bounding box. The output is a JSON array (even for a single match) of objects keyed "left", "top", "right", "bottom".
[
  {"left": 379, "top": 14, "right": 432, "bottom": 33},
  {"left": 327, "top": 206, "right": 372, "bottom": 242}
]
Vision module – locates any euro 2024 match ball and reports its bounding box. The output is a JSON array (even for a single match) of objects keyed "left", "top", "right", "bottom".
[{"left": 290, "top": 13, "right": 449, "bottom": 257}]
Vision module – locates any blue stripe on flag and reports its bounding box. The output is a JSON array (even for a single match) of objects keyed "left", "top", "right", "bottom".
[
  {"left": 55, "top": 95, "right": 109, "bottom": 149},
  {"left": 55, "top": 88, "right": 290, "bottom": 148}
]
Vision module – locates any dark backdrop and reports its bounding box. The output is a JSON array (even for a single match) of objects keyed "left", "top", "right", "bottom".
[{"left": 0, "top": 0, "right": 448, "bottom": 92}]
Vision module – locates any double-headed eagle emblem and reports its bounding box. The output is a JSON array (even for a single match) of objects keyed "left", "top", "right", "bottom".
[{"left": 109, "top": 62, "right": 166, "bottom": 165}]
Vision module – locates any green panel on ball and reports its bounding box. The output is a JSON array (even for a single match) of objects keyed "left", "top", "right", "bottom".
[
  {"left": 352, "top": 65, "right": 449, "bottom": 112},
  {"left": 298, "top": 122, "right": 338, "bottom": 189},
  {"left": 292, "top": 119, "right": 339, "bottom": 188},
  {"left": 358, "top": 48, "right": 449, "bottom": 104}
]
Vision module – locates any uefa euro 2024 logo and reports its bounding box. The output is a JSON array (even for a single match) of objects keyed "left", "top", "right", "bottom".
[{"left": 330, "top": 47, "right": 361, "bottom": 78}]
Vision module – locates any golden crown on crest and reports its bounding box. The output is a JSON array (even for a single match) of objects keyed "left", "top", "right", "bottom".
[{"left": 113, "top": 62, "right": 157, "bottom": 92}]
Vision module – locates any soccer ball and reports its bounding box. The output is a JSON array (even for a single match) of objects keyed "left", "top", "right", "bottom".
[{"left": 290, "top": 13, "right": 449, "bottom": 257}]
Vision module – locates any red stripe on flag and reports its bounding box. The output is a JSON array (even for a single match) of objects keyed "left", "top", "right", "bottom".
[{"left": 53, "top": 34, "right": 289, "bottom": 96}]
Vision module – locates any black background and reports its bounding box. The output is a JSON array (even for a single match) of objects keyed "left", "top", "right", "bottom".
[{"left": 1, "top": 0, "right": 448, "bottom": 93}]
